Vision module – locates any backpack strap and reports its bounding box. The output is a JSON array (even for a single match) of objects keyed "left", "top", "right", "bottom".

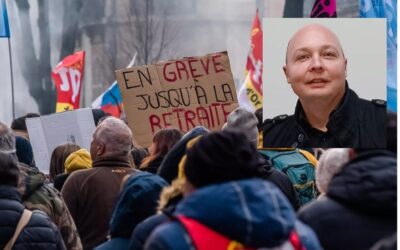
[
  {"left": 298, "top": 149, "right": 318, "bottom": 167},
  {"left": 4, "top": 209, "right": 33, "bottom": 250}
]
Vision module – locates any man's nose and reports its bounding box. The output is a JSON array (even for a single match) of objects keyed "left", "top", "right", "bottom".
[{"left": 309, "top": 55, "right": 323, "bottom": 71}]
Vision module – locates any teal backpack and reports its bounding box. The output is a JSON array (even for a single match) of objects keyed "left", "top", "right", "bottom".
[{"left": 259, "top": 149, "right": 318, "bottom": 206}]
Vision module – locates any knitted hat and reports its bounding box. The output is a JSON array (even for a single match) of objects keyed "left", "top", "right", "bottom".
[
  {"left": 316, "top": 148, "right": 350, "bottom": 194},
  {"left": 64, "top": 148, "right": 92, "bottom": 174},
  {"left": 222, "top": 107, "right": 259, "bottom": 147},
  {"left": 15, "top": 136, "right": 34, "bottom": 167},
  {"left": 184, "top": 130, "right": 264, "bottom": 188}
]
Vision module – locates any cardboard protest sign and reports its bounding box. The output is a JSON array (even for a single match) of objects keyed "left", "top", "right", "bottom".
[
  {"left": 116, "top": 51, "right": 238, "bottom": 147},
  {"left": 52, "top": 51, "right": 85, "bottom": 112},
  {"left": 26, "top": 108, "right": 95, "bottom": 174}
]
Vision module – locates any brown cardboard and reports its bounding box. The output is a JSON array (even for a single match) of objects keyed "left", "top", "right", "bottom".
[{"left": 116, "top": 51, "right": 238, "bottom": 147}]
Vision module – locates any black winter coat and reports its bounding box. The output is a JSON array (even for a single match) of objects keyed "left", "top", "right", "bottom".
[
  {"left": 298, "top": 150, "right": 396, "bottom": 250},
  {"left": 0, "top": 185, "right": 65, "bottom": 250},
  {"left": 263, "top": 83, "right": 387, "bottom": 148}
]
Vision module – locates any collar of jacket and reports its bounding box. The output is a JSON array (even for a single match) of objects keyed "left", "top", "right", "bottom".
[
  {"left": 0, "top": 185, "right": 22, "bottom": 202},
  {"left": 92, "top": 156, "right": 132, "bottom": 168},
  {"left": 294, "top": 81, "right": 357, "bottom": 146}
]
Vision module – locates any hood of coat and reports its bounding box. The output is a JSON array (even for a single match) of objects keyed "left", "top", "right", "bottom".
[
  {"left": 109, "top": 172, "right": 168, "bottom": 238},
  {"left": 328, "top": 150, "right": 396, "bottom": 216},
  {"left": 174, "top": 178, "right": 297, "bottom": 248}
]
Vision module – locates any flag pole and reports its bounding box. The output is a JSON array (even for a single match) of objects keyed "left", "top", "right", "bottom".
[{"left": 7, "top": 37, "right": 15, "bottom": 119}]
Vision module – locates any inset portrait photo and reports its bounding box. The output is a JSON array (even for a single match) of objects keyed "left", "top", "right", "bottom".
[{"left": 262, "top": 18, "right": 387, "bottom": 148}]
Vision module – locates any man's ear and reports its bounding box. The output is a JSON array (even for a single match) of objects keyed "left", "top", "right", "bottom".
[
  {"left": 283, "top": 65, "right": 290, "bottom": 84},
  {"left": 97, "top": 143, "right": 105, "bottom": 156}
]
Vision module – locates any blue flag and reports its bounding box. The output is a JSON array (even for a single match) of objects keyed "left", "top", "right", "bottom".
[
  {"left": 0, "top": 0, "right": 10, "bottom": 37},
  {"left": 360, "top": 0, "right": 397, "bottom": 112}
]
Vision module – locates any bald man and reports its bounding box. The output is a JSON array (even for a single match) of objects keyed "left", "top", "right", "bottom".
[
  {"left": 62, "top": 117, "right": 139, "bottom": 249},
  {"left": 263, "top": 24, "right": 386, "bottom": 148}
]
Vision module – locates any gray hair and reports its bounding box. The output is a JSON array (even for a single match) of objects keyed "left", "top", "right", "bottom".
[
  {"left": 316, "top": 148, "right": 350, "bottom": 194},
  {"left": 94, "top": 117, "right": 133, "bottom": 156},
  {"left": 0, "top": 122, "right": 16, "bottom": 154}
]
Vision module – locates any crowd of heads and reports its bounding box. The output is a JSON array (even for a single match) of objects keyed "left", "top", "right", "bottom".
[{"left": 0, "top": 103, "right": 395, "bottom": 250}]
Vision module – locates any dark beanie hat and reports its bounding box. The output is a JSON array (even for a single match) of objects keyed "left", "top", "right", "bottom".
[
  {"left": 184, "top": 130, "right": 264, "bottom": 188},
  {"left": 15, "top": 136, "right": 34, "bottom": 167},
  {"left": 92, "top": 109, "right": 107, "bottom": 126}
]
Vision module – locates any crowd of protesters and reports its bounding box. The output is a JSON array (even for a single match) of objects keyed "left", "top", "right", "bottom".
[{"left": 0, "top": 107, "right": 396, "bottom": 250}]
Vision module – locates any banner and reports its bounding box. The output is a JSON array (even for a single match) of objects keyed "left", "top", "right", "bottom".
[
  {"left": 116, "top": 51, "right": 238, "bottom": 147},
  {"left": 0, "top": 0, "right": 9, "bottom": 37},
  {"left": 310, "top": 0, "right": 337, "bottom": 17},
  {"left": 360, "top": 0, "right": 397, "bottom": 112},
  {"left": 26, "top": 108, "right": 95, "bottom": 174},
  {"left": 237, "top": 10, "right": 263, "bottom": 112},
  {"left": 51, "top": 51, "right": 85, "bottom": 112}
]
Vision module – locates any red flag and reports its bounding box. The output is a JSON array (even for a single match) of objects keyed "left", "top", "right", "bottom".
[
  {"left": 246, "top": 10, "right": 263, "bottom": 96},
  {"left": 51, "top": 51, "right": 85, "bottom": 112},
  {"left": 238, "top": 10, "right": 263, "bottom": 111}
]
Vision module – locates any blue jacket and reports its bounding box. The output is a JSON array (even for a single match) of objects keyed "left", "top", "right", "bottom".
[
  {"left": 145, "top": 179, "right": 321, "bottom": 249},
  {"left": 298, "top": 150, "right": 396, "bottom": 250},
  {"left": 95, "top": 172, "right": 168, "bottom": 250},
  {"left": 0, "top": 185, "right": 65, "bottom": 249}
]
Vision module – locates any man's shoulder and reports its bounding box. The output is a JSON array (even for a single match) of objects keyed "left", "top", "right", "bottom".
[
  {"left": 356, "top": 98, "right": 387, "bottom": 126},
  {"left": 358, "top": 98, "right": 387, "bottom": 110},
  {"left": 262, "top": 114, "right": 297, "bottom": 147}
]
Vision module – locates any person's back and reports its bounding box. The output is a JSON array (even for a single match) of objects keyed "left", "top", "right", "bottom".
[
  {"left": 0, "top": 151, "right": 65, "bottom": 250},
  {"left": 61, "top": 117, "right": 138, "bottom": 249},
  {"left": 145, "top": 131, "right": 321, "bottom": 249},
  {"left": 0, "top": 121, "right": 81, "bottom": 249},
  {"left": 63, "top": 166, "right": 136, "bottom": 249},
  {"left": 298, "top": 150, "right": 396, "bottom": 250},
  {"left": 145, "top": 179, "right": 321, "bottom": 250}
]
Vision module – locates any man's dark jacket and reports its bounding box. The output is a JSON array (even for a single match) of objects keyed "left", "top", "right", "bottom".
[
  {"left": 263, "top": 83, "right": 387, "bottom": 148},
  {"left": 298, "top": 150, "right": 396, "bottom": 250},
  {"left": 61, "top": 156, "right": 138, "bottom": 250},
  {"left": 0, "top": 185, "right": 65, "bottom": 249}
]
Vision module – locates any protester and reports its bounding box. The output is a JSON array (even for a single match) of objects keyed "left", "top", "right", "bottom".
[
  {"left": 92, "top": 108, "right": 109, "bottom": 126},
  {"left": 223, "top": 107, "right": 300, "bottom": 209},
  {"left": 15, "top": 136, "right": 35, "bottom": 167},
  {"left": 10, "top": 113, "right": 40, "bottom": 141},
  {"left": 263, "top": 23, "right": 386, "bottom": 147},
  {"left": 54, "top": 148, "right": 92, "bottom": 191},
  {"left": 0, "top": 151, "right": 65, "bottom": 249},
  {"left": 158, "top": 126, "right": 209, "bottom": 184},
  {"left": 140, "top": 128, "right": 183, "bottom": 174},
  {"left": 95, "top": 172, "right": 168, "bottom": 249},
  {"left": 131, "top": 147, "right": 149, "bottom": 168},
  {"left": 0, "top": 122, "right": 82, "bottom": 249},
  {"left": 49, "top": 143, "right": 81, "bottom": 182},
  {"left": 144, "top": 130, "right": 321, "bottom": 249},
  {"left": 61, "top": 117, "right": 139, "bottom": 250},
  {"left": 315, "top": 148, "right": 349, "bottom": 195},
  {"left": 298, "top": 149, "right": 396, "bottom": 250}
]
